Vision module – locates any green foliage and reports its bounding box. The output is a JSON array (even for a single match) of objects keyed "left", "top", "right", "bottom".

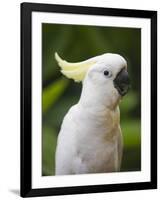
[
  {"left": 42, "top": 126, "right": 57, "bottom": 175},
  {"left": 120, "top": 91, "right": 138, "bottom": 118},
  {"left": 42, "top": 23, "right": 141, "bottom": 176},
  {"left": 122, "top": 120, "right": 141, "bottom": 149},
  {"left": 43, "top": 78, "right": 69, "bottom": 113},
  {"left": 121, "top": 120, "right": 141, "bottom": 171}
]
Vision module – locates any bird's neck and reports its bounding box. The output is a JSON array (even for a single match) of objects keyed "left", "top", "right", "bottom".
[
  {"left": 78, "top": 98, "right": 120, "bottom": 122},
  {"left": 78, "top": 95, "right": 120, "bottom": 136},
  {"left": 77, "top": 82, "right": 121, "bottom": 137},
  {"left": 79, "top": 81, "right": 120, "bottom": 111}
]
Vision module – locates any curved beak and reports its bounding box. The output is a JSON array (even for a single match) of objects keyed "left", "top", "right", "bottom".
[{"left": 113, "top": 68, "right": 130, "bottom": 96}]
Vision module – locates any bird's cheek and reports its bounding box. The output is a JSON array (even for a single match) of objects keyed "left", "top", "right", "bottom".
[{"left": 88, "top": 71, "right": 96, "bottom": 81}]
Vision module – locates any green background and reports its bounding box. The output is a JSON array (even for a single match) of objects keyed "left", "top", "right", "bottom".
[{"left": 42, "top": 23, "right": 141, "bottom": 176}]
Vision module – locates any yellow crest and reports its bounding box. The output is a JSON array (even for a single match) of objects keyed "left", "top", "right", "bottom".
[{"left": 55, "top": 53, "right": 96, "bottom": 82}]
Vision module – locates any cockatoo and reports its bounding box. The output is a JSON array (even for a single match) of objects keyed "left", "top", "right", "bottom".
[{"left": 55, "top": 53, "right": 130, "bottom": 175}]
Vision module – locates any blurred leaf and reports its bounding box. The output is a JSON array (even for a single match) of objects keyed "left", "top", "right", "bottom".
[
  {"left": 121, "top": 120, "right": 141, "bottom": 171},
  {"left": 43, "top": 78, "right": 69, "bottom": 113},
  {"left": 44, "top": 92, "right": 80, "bottom": 130},
  {"left": 120, "top": 92, "right": 138, "bottom": 117},
  {"left": 121, "top": 120, "right": 141, "bottom": 149},
  {"left": 76, "top": 27, "right": 112, "bottom": 53},
  {"left": 42, "top": 126, "right": 57, "bottom": 175},
  {"left": 121, "top": 147, "right": 141, "bottom": 171},
  {"left": 43, "top": 26, "right": 72, "bottom": 81}
]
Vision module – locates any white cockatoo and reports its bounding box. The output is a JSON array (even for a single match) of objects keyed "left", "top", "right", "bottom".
[{"left": 55, "top": 52, "right": 130, "bottom": 175}]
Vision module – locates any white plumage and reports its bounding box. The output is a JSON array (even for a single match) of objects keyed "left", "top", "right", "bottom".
[{"left": 55, "top": 53, "right": 129, "bottom": 175}]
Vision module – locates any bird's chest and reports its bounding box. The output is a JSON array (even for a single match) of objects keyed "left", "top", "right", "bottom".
[
  {"left": 74, "top": 133, "right": 120, "bottom": 173},
  {"left": 73, "top": 109, "right": 120, "bottom": 173},
  {"left": 77, "top": 106, "right": 119, "bottom": 132}
]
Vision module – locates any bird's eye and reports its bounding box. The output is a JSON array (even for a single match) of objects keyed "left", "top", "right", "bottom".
[{"left": 103, "top": 70, "right": 111, "bottom": 77}]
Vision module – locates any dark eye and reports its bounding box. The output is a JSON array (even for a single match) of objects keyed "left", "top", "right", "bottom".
[
  {"left": 104, "top": 70, "right": 109, "bottom": 76},
  {"left": 103, "top": 70, "right": 112, "bottom": 77}
]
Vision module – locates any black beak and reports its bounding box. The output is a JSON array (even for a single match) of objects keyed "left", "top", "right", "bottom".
[{"left": 113, "top": 68, "right": 130, "bottom": 96}]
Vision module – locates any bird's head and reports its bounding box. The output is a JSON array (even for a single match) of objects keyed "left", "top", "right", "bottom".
[{"left": 55, "top": 53, "right": 130, "bottom": 109}]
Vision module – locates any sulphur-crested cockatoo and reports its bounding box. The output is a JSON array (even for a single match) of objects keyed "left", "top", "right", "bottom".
[{"left": 55, "top": 53, "right": 130, "bottom": 175}]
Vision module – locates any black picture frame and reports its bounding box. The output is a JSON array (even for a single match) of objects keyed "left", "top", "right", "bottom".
[{"left": 21, "top": 2, "right": 157, "bottom": 197}]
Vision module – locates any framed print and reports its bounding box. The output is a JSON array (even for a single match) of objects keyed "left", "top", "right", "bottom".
[{"left": 20, "top": 2, "right": 157, "bottom": 197}]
